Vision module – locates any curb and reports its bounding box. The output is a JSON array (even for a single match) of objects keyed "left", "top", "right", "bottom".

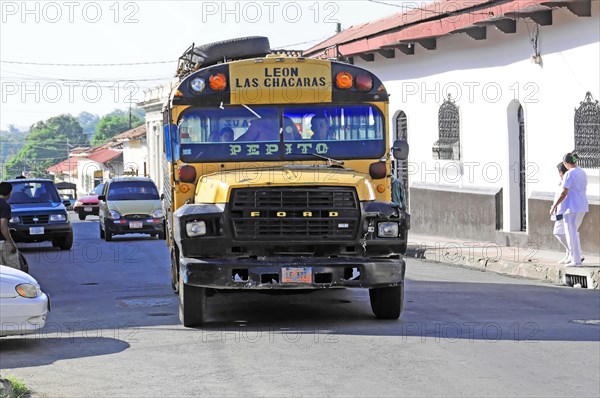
[{"left": 405, "top": 245, "right": 600, "bottom": 289}]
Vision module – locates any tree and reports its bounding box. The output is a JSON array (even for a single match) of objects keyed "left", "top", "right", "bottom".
[
  {"left": 0, "top": 126, "right": 28, "bottom": 180},
  {"left": 91, "top": 113, "right": 143, "bottom": 146},
  {"left": 6, "top": 114, "right": 84, "bottom": 178}
]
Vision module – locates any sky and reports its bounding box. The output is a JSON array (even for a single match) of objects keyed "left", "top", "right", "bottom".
[{"left": 0, "top": 0, "right": 414, "bottom": 131}]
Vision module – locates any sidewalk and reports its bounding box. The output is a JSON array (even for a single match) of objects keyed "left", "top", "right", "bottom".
[{"left": 405, "top": 234, "right": 600, "bottom": 289}]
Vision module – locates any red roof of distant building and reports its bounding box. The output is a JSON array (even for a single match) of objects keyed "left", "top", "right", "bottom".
[
  {"left": 47, "top": 157, "right": 78, "bottom": 173},
  {"left": 87, "top": 148, "right": 122, "bottom": 164},
  {"left": 111, "top": 124, "right": 146, "bottom": 142}
]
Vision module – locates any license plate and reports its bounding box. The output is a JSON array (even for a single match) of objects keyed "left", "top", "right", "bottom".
[
  {"left": 282, "top": 267, "right": 312, "bottom": 284},
  {"left": 29, "top": 227, "right": 44, "bottom": 235},
  {"left": 84, "top": 206, "right": 93, "bottom": 212},
  {"left": 129, "top": 221, "right": 143, "bottom": 229}
]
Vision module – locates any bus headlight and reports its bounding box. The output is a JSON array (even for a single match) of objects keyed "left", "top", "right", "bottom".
[
  {"left": 186, "top": 221, "right": 206, "bottom": 237},
  {"left": 377, "top": 222, "right": 399, "bottom": 238},
  {"left": 190, "top": 77, "right": 206, "bottom": 93}
]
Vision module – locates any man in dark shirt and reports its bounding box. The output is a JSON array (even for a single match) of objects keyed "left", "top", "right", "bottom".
[{"left": 0, "top": 181, "right": 22, "bottom": 270}]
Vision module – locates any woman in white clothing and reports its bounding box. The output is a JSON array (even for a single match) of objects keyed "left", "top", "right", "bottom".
[
  {"left": 550, "top": 152, "right": 589, "bottom": 266},
  {"left": 552, "top": 162, "right": 570, "bottom": 264}
]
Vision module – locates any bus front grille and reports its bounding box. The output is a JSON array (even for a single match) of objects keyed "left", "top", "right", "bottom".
[{"left": 229, "top": 187, "right": 360, "bottom": 241}]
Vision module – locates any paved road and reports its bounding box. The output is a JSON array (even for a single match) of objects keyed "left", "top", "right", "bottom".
[{"left": 1, "top": 218, "right": 599, "bottom": 397}]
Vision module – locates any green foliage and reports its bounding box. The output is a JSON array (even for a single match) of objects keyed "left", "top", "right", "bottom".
[
  {"left": 0, "top": 126, "right": 29, "bottom": 179},
  {"left": 4, "top": 375, "right": 30, "bottom": 398},
  {"left": 5, "top": 114, "right": 85, "bottom": 178},
  {"left": 91, "top": 112, "right": 143, "bottom": 146}
]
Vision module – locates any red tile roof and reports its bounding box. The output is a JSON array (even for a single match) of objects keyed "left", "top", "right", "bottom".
[
  {"left": 47, "top": 157, "right": 78, "bottom": 173},
  {"left": 110, "top": 124, "right": 146, "bottom": 142},
  {"left": 304, "top": 0, "right": 561, "bottom": 57},
  {"left": 87, "top": 148, "right": 122, "bottom": 164}
]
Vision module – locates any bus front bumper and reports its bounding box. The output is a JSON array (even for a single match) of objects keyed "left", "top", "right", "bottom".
[{"left": 180, "top": 256, "right": 405, "bottom": 289}]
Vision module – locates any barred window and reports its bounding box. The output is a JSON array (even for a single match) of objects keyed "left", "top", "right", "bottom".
[
  {"left": 433, "top": 95, "right": 460, "bottom": 160},
  {"left": 574, "top": 92, "right": 600, "bottom": 169}
]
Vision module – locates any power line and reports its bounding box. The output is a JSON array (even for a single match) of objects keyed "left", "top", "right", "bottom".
[
  {"left": 0, "top": 60, "right": 176, "bottom": 67},
  {"left": 0, "top": 75, "right": 172, "bottom": 83}
]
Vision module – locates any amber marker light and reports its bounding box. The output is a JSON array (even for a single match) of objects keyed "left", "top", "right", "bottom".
[
  {"left": 377, "top": 184, "right": 386, "bottom": 193},
  {"left": 209, "top": 73, "right": 227, "bottom": 91},
  {"left": 180, "top": 185, "right": 190, "bottom": 193},
  {"left": 335, "top": 72, "right": 353, "bottom": 89}
]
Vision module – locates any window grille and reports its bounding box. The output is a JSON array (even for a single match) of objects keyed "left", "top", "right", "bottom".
[
  {"left": 433, "top": 95, "right": 460, "bottom": 160},
  {"left": 574, "top": 92, "right": 600, "bottom": 169}
]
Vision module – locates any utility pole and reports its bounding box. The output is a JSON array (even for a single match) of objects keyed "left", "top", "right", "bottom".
[
  {"left": 67, "top": 138, "right": 71, "bottom": 183},
  {"left": 129, "top": 101, "right": 132, "bottom": 130}
]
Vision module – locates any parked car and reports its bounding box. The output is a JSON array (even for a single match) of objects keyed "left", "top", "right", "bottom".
[
  {"left": 73, "top": 183, "right": 104, "bottom": 220},
  {"left": 0, "top": 265, "right": 50, "bottom": 337},
  {"left": 98, "top": 177, "right": 165, "bottom": 241},
  {"left": 6, "top": 178, "right": 74, "bottom": 250}
]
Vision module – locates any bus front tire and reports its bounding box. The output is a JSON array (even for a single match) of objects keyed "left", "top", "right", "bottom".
[
  {"left": 369, "top": 285, "right": 403, "bottom": 320},
  {"left": 179, "top": 277, "right": 207, "bottom": 327}
]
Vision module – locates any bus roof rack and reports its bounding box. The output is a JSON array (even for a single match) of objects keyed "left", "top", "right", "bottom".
[{"left": 176, "top": 36, "right": 272, "bottom": 78}]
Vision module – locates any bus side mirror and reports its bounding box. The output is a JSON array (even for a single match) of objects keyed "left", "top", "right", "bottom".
[
  {"left": 164, "top": 124, "right": 178, "bottom": 162},
  {"left": 392, "top": 140, "right": 409, "bottom": 160}
]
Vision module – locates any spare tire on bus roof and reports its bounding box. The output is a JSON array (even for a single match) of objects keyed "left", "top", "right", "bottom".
[{"left": 191, "top": 36, "right": 271, "bottom": 67}]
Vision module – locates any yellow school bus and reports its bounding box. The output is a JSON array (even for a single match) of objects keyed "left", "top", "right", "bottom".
[{"left": 163, "top": 37, "right": 410, "bottom": 326}]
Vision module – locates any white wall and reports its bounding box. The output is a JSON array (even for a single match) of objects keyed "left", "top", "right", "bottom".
[
  {"left": 122, "top": 139, "right": 148, "bottom": 176},
  {"left": 355, "top": 3, "right": 600, "bottom": 231}
]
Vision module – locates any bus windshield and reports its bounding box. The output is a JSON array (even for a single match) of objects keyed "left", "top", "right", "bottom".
[{"left": 178, "top": 104, "right": 385, "bottom": 163}]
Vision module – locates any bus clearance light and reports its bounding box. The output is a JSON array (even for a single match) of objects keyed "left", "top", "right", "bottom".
[
  {"left": 335, "top": 72, "right": 353, "bottom": 89},
  {"left": 209, "top": 74, "right": 227, "bottom": 91},
  {"left": 356, "top": 74, "right": 373, "bottom": 91}
]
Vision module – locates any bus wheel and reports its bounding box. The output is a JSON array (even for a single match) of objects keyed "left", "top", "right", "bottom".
[
  {"left": 369, "top": 285, "right": 403, "bottom": 319},
  {"left": 191, "top": 36, "right": 270, "bottom": 68},
  {"left": 178, "top": 277, "right": 207, "bottom": 327},
  {"left": 170, "top": 247, "right": 179, "bottom": 293}
]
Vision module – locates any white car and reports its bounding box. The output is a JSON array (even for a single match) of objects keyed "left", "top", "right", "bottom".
[{"left": 0, "top": 265, "right": 50, "bottom": 337}]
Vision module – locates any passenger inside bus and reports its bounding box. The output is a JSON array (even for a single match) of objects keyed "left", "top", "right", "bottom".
[
  {"left": 310, "top": 116, "right": 332, "bottom": 140},
  {"left": 209, "top": 127, "right": 234, "bottom": 142}
]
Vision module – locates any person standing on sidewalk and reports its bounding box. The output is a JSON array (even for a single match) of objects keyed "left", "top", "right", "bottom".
[
  {"left": 552, "top": 162, "right": 570, "bottom": 264},
  {"left": 549, "top": 153, "right": 589, "bottom": 266},
  {"left": 0, "top": 182, "right": 22, "bottom": 270}
]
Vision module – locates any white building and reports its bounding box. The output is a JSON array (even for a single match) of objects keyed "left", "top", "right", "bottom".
[
  {"left": 305, "top": 0, "right": 600, "bottom": 253},
  {"left": 138, "top": 82, "right": 178, "bottom": 194}
]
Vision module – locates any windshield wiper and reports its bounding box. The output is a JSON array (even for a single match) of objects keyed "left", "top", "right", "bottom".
[{"left": 290, "top": 152, "right": 345, "bottom": 167}]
